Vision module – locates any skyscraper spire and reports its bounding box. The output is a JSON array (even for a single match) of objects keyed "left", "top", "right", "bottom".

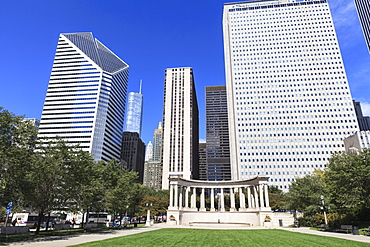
[{"left": 139, "top": 79, "right": 142, "bottom": 94}]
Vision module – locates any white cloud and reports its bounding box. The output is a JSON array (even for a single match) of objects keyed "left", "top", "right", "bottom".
[
  {"left": 360, "top": 102, "right": 370, "bottom": 116},
  {"left": 199, "top": 138, "right": 206, "bottom": 143},
  {"left": 353, "top": 98, "right": 370, "bottom": 116}
]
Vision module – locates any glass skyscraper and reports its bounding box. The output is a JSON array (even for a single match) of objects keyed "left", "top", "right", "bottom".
[
  {"left": 124, "top": 84, "right": 144, "bottom": 136},
  {"left": 38, "top": 33, "right": 129, "bottom": 162},
  {"left": 223, "top": 0, "right": 359, "bottom": 190},
  {"left": 354, "top": 0, "right": 370, "bottom": 53},
  {"left": 205, "top": 85, "right": 231, "bottom": 181}
]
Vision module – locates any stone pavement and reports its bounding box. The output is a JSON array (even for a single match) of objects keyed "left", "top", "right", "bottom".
[
  {"left": 3, "top": 226, "right": 161, "bottom": 247},
  {"left": 284, "top": 227, "right": 370, "bottom": 244},
  {"left": 3, "top": 224, "right": 370, "bottom": 246}
]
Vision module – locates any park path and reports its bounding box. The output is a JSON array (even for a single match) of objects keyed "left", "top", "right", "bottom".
[
  {"left": 3, "top": 224, "right": 370, "bottom": 246},
  {"left": 4, "top": 226, "right": 161, "bottom": 247}
]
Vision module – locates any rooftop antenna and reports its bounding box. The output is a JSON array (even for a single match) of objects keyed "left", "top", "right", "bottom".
[{"left": 139, "top": 79, "right": 142, "bottom": 94}]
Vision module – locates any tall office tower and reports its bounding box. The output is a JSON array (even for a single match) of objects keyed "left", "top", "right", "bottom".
[
  {"left": 354, "top": 0, "right": 370, "bottom": 53},
  {"left": 125, "top": 81, "right": 144, "bottom": 136},
  {"left": 39, "top": 33, "right": 129, "bottom": 162},
  {"left": 206, "top": 85, "right": 231, "bottom": 181},
  {"left": 162, "top": 67, "right": 199, "bottom": 189},
  {"left": 353, "top": 101, "right": 370, "bottom": 131},
  {"left": 152, "top": 122, "right": 163, "bottom": 162},
  {"left": 143, "top": 122, "right": 164, "bottom": 190},
  {"left": 120, "top": 131, "right": 146, "bottom": 183},
  {"left": 223, "top": 0, "right": 359, "bottom": 190},
  {"left": 198, "top": 142, "right": 207, "bottom": 180},
  {"left": 145, "top": 141, "right": 153, "bottom": 162}
]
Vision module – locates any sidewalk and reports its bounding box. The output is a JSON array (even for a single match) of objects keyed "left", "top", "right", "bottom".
[
  {"left": 4, "top": 226, "right": 161, "bottom": 247},
  {"left": 3, "top": 224, "right": 370, "bottom": 246},
  {"left": 284, "top": 227, "right": 370, "bottom": 244}
]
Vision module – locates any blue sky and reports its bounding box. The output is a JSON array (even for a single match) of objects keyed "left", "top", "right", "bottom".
[{"left": 1, "top": 0, "right": 369, "bottom": 145}]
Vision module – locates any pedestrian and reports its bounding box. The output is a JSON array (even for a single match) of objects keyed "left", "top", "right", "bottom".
[{"left": 12, "top": 219, "right": 17, "bottom": 226}]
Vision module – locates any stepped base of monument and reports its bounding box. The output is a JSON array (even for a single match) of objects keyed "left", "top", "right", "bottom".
[{"left": 188, "top": 222, "right": 251, "bottom": 227}]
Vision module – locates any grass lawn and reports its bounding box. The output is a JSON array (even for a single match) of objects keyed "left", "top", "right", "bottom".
[{"left": 73, "top": 228, "right": 370, "bottom": 247}]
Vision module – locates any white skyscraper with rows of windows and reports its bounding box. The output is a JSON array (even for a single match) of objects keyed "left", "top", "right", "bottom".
[
  {"left": 38, "top": 33, "right": 129, "bottom": 162},
  {"left": 223, "top": 0, "right": 359, "bottom": 190}
]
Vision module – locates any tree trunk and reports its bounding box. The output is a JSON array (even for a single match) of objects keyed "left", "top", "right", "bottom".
[
  {"left": 35, "top": 209, "right": 44, "bottom": 235},
  {"left": 45, "top": 212, "right": 51, "bottom": 231}
]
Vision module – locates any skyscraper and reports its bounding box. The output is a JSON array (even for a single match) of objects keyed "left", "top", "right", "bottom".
[
  {"left": 198, "top": 142, "right": 207, "bottom": 180},
  {"left": 143, "top": 122, "right": 163, "bottom": 190},
  {"left": 354, "top": 0, "right": 370, "bottom": 53},
  {"left": 353, "top": 100, "right": 370, "bottom": 131},
  {"left": 205, "top": 85, "right": 231, "bottom": 181},
  {"left": 152, "top": 122, "right": 163, "bottom": 163},
  {"left": 223, "top": 0, "right": 359, "bottom": 190},
  {"left": 120, "top": 131, "right": 146, "bottom": 183},
  {"left": 39, "top": 33, "right": 129, "bottom": 162},
  {"left": 125, "top": 81, "right": 144, "bottom": 136},
  {"left": 145, "top": 141, "right": 153, "bottom": 162},
  {"left": 162, "top": 67, "right": 199, "bottom": 189}
]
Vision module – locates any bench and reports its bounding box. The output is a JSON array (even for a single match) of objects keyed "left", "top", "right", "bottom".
[{"left": 335, "top": 225, "right": 353, "bottom": 234}]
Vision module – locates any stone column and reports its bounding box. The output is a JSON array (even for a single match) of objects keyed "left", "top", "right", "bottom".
[
  {"left": 200, "top": 188, "right": 206, "bottom": 211},
  {"left": 220, "top": 188, "right": 225, "bottom": 212},
  {"left": 179, "top": 185, "right": 183, "bottom": 210},
  {"left": 264, "top": 184, "right": 270, "bottom": 208},
  {"left": 250, "top": 193, "right": 255, "bottom": 208},
  {"left": 259, "top": 184, "right": 264, "bottom": 208},
  {"left": 174, "top": 184, "right": 178, "bottom": 209},
  {"left": 239, "top": 187, "right": 246, "bottom": 211},
  {"left": 210, "top": 188, "right": 215, "bottom": 211},
  {"left": 230, "top": 188, "right": 236, "bottom": 212},
  {"left": 185, "top": 186, "right": 190, "bottom": 210},
  {"left": 191, "top": 187, "right": 196, "bottom": 210},
  {"left": 169, "top": 184, "right": 174, "bottom": 208},
  {"left": 247, "top": 186, "right": 251, "bottom": 209},
  {"left": 254, "top": 186, "right": 259, "bottom": 208}
]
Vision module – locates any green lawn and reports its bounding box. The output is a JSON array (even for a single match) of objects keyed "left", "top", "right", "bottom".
[{"left": 73, "top": 228, "right": 370, "bottom": 247}]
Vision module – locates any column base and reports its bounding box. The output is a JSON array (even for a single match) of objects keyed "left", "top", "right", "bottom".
[
  {"left": 229, "top": 207, "right": 236, "bottom": 212},
  {"left": 199, "top": 208, "right": 206, "bottom": 212},
  {"left": 238, "top": 207, "right": 247, "bottom": 212},
  {"left": 210, "top": 208, "right": 216, "bottom": 212},
  {"left": 220, "top": 207, "right": 226, "bottom": 212}
]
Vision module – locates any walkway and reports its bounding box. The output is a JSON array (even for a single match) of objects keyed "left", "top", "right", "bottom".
[
  {"left": 3, "top": 224, "right": 370, "bottom": 246},
  {"left": 4, "top": 226, "right": 161, "bottom": 247}
]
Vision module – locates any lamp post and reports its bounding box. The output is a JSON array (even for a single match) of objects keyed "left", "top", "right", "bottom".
[
  {"left": 320, "top": 195, "right": 328, "bottom": 226},
  {"left": 145, "top": 203, "right": 153, "bottom": 227}
]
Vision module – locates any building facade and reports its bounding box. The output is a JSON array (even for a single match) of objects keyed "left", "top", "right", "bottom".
[
  {"left": 206, "top": 85, "right": 231, "bottom": 181},
  {"left": 344, "top": 131, "right": 370, "bottom": 153},
  {"left": 145, "top": 141, "right": 153, "bottom": 162},
  {"left": 143, "top": 122, "right": 164, "bottom": 190},
  {"left": 354, "top": 0, "right": 370, "bottom": 53},
  {"left": 125, "top": 90, "right": 144, "bottom": 136},
  {"left": 353, "top": 101, "right": 370, "bottom": 131},
  {"left": 38, "top": 33, "right": 129, "bottom": 162},
  {"left": 162, "top": 67, "right": 199, "bottom": 189},
  {"left": 198, "top": 142, "right": 207, "bottom": 180},
  {"left": 223, "top": 0, "right": 359, "bottom": 190},
  {"left": 120, "top": 131, "right": 146, "bottom": 183}
]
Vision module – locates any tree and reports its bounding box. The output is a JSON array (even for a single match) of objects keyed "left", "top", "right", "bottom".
[
  {"left": 0, "top": 107, "right": 38, "bottom": 208},
  {"left": 325, "top": 149, "right": 370, "bottom": 218},
  {"left": 268, "top": 186, "right": 287, "bottom": 211}
]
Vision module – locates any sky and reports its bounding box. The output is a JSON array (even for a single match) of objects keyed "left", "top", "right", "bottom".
[{"left": 1, "top": 0, "right": 370, "bottom": 145}]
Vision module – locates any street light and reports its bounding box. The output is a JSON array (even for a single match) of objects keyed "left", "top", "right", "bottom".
[
  {"left": 145, "top": 203, "right": 153, "bottom": 227},
  {"left": 320, "top": 195, "right": 328, "bottom": 226}
]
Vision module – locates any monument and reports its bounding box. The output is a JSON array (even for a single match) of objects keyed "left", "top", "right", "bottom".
[{"left": 166, "top": 176, "right": 298, "bottom": 227}]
